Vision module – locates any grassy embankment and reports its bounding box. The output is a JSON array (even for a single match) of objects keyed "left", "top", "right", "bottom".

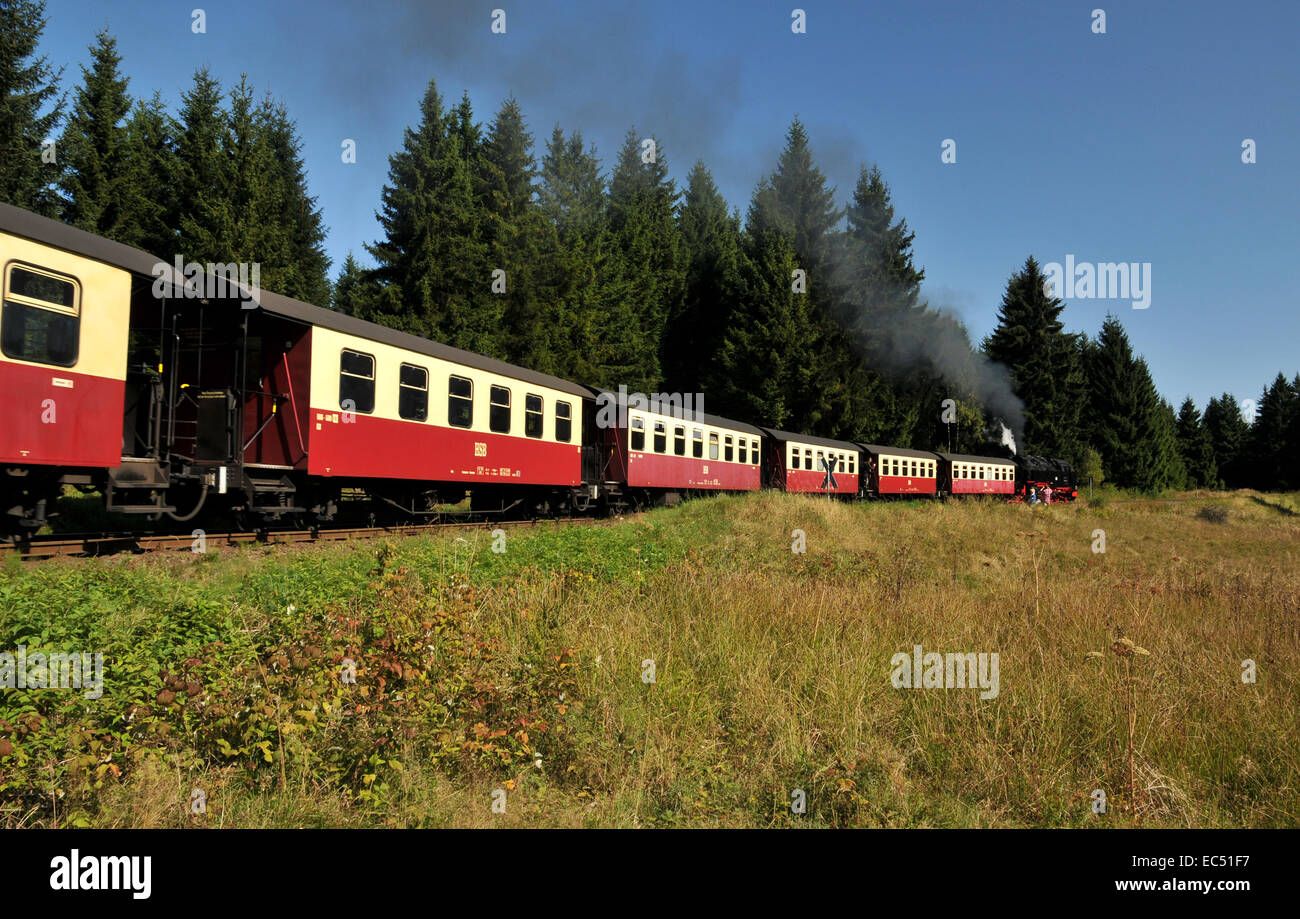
[{"left": 1, "top": 488, "right": 1296, "bottom": 827}]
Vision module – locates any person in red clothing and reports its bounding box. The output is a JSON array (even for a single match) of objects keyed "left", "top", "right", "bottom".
[{"left": 1042, "top": 484, "right": 1054, "bottom": 505}]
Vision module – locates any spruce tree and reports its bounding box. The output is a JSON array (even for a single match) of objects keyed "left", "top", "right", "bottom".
[
  {"left": 984, "top": 256, "right": 1084, "bottom": 460},
  {"left": 1203, "top": 394, "right": 1251, "bottom": 488},
  {"left": 224, "top": 77, "right": 278, "bottom": 267},
  {"left": 437, "top": 92, "right": 501, "bottom": 356},
  {"left": 598, "top": 128, "right": 684, "bottom": 392},
  {"left": 841, "top": 164, "right": 924, "bottom": 325},
  {"left": 366, "top": 79, "right": 484, "bottom": 346},
  {"left": 1289, "top": 374, "right": 1300, "bottom": 490},
  {"left": 713, "top": 227, "right": 814, "bottom": 428},
  {"left": 1247, "top": 373, "right": 1298, "bottom": 490},
  {"left": 331, "top": 253, "right": 371, "bottom": 316},
  {"left": 258, "top": 93, "right": 331, "bottom": 305},
  {"left": 746, "top": 119, "right": 841, "bottom": 280},
  {"left": 1083, "top": 316, "right": 1180, "bottom": 490},
  {"left": 532, "top": 126, "right": 608, "bottom": 382},
  {"left": 742, "top": 120, "right": 845, "bottom": 434},
  {"left": 471, "top": 95, "right": 543, "bottom": 366},
  {"left": 837, "top": 163, "right": 932, "bottom": 443},
  {"left": 1150, "top": 396, "right": 1186, "bottom": 491},
  {"left": 119, "top": 92, "right": 178, "bottom": 256},
  {"left": 1175, "top": 396, "right": 1217, "bottom": 488},
  {"left": 174, "top": 68, "right": 233, "bottom": 263},
  {"left": 57, "top": 28, "right": 132, "bottom": 239},
  {"left": 663, "top": 161, "right": 746, "bottom": 395},
  {"left": 0, "top": 0, "right": 63, "bottom": 215}
]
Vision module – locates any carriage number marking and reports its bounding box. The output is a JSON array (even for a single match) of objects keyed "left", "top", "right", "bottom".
[{"left": 474, "top": 442, "right": 487, "bottom": 457}]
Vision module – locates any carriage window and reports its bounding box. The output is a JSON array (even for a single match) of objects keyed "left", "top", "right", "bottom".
[
  {"left": 449, "top": 375, "right": 473, "bottom": 427},
  {"left": 555, "top": 400, "right": 572, "bottom": 442},
  {"left": 709, "top": 432, "right": 719, "bottom": 460},
  {"left": 737, "top": 440, "right": 747, "bottom": 464},
  {"left": 339, "top": 349, "right": 375, "bottom": 414},
  {"left": 674, "top": 426, "right": 686, "bottom": 456},
  {"left": 630, "top": 416, "right": 645, "bottom": 452},
  {"left": 653, "top": 421, "right": 667, "bottom": 453},
  {"left": 752, "top": 440, "right": 760, "bottom": 462},
  {"left": 525, "top": 393, "right": 543, "bottom": 438},
  {"left": 693, "top": 429, "right": 704, "bottom": 458},
  {"left": 724, "top": 435, "right": 734, "bottom": 462},
  {"left": 398, "top": 363, "right": 428, "bottom": 421},
  {"left": 490, "top": 385, "right": 511, "bottom": 433},
  {"left": 2, "top": 264, "right": 80, "bottom": 367}
]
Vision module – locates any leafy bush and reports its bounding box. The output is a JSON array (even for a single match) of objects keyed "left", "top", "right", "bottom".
[{"left": 0, "top": 546, "right": 579, "bottom": 823}]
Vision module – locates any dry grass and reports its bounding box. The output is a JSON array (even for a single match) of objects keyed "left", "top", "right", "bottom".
[{"left": 7, "top": 488, "right": 1297, "bottom": 827}]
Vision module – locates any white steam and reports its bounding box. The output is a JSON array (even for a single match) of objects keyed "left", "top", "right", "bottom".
[{"left": 1000, "top": 423, "right": 1017, "bottom": 455}]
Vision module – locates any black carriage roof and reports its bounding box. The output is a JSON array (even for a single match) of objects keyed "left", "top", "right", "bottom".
[
  {"left": 1, "top": 201, "right": 163, "bottom": 277},
  {"left": 936, "top": 452, "right": 1016, "bottom": 465},
  {"left": 761, "top": 427, "right": 860, "bottom": 451},
  {"left": 584, "top": 387, "right": 764, "bottom": 435},
  {"left": 0, "top": 202, "right": 591, "bottom": 399},
  {"left": 858, "top": 443, "right": 941, "bottom": 460}
]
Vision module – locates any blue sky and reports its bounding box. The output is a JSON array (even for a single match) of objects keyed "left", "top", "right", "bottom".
[{"left": 36, "top": 0, "right": 1299, "bottom": 410}]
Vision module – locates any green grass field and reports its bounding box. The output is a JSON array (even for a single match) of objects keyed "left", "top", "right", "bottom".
[{"left": 1, "top": 488, "right": 1296, "bottom": 827}]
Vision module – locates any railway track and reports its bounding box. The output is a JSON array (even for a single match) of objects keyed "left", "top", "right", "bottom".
[{"left": 4, "top": 516, "right": 603, "bottom": 561}]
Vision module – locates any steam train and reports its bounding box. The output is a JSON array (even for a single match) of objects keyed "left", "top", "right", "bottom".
[{"left": 0, "top": 202, "right": 1075, "bottom": 538}]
